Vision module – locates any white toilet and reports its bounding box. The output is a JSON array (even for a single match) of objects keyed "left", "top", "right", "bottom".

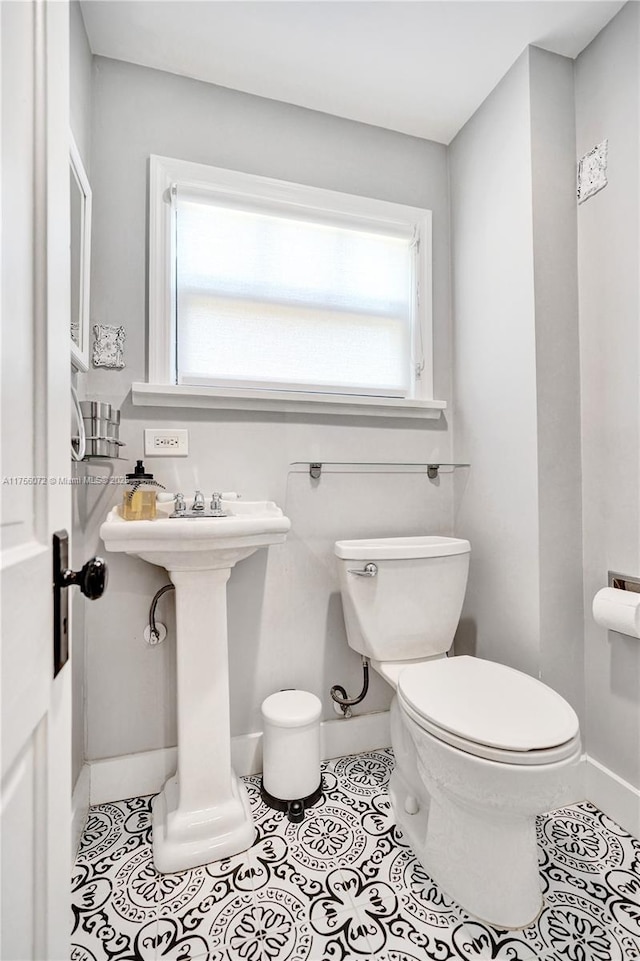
[{"left": 335, "top": 535, "right": 581, "bottom": 929}]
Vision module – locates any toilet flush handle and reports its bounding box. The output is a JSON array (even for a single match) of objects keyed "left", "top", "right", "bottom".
[{"left": 347, "top": 563, "right": 378, "bottom": 577}]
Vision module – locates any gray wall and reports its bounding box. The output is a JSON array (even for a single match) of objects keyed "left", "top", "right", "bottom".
[
  {"left": 450, "top": 52, "right": 540, "bottom": 675},
  {"left": 89, "top": 57, "right": 452, "bottom": 404},
  {"left": 70, "top": 1, "right": 92, "bottom": 173},
  {"left": 82, "top": 57, "right": 453, "bottom": 761},
  {"left": 529, "top": 47, "right": 584, "bottom": 719},
  {"left": 450, "top": 47, "right": 584, "bottom": 722},
  {"left": 575, "top": 2, "right": 640, "bottom": 789},
  {"left": 69, "top": 0, "right": 93, "bottom": 790}
]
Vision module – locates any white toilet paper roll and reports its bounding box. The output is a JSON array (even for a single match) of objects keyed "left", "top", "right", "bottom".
[{"left": 592, "top": 587, "right": 640, "bottom": 638}]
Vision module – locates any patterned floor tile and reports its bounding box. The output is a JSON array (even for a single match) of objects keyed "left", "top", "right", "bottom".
[
  {"left": 537, "top": 803, "right": 640, "bottom": 961},
  {"left": 71, "top": 750, "right": 640, "bottom": 961},
  {"left": 536, "top": 890, "right": 631, "bottom": 960},
  {"left": 71, "top": 797, "right": 158, "bottom": 960},
  {"left": 538, "top": 803, "right": 632, "bottom": 876},
  {"left": 383, "top": 847, "right": 463, "bottom": 931},
  {"left": 323, "top": 750, "right": 395, "bottom": 803},
  {"left": 243, "top": 774, "right": 287, "bottom": 834},
  {"left": 76, "top": 797, "right": 153, "bottom": 878}
]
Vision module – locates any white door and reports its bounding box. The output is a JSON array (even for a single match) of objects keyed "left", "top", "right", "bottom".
[{"left": 1, "top": 2, "right": 72, "bottom": 959}]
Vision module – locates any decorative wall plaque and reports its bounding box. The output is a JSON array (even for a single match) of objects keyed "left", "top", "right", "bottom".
[
  {"left": 577, "top": 140, "right": 608, "bottom": 205},
  {"left": 92, "top": 324, "right": 125, "bottom": 369}
]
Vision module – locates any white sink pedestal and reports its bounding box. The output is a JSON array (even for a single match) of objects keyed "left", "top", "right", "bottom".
[
  {"left": 152, "top": 568, "right": 254, "bottom": 874},
  {"left": 99, "top": 498, "right": 290, "bottom": 875}
]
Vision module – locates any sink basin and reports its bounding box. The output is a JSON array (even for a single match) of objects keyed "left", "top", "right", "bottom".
[
  {"left": 101, "top": 499, "right": 290, "bottom": 569},
  {"left": 100, "top": 497, "right": 290, "bottom": 873}
]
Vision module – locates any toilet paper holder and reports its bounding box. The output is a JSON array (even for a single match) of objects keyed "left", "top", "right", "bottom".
[{"left": 608, "top": 571, "right": 640, "bottom": 593}]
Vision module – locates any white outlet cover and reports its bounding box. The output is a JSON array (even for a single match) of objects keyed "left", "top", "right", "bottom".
[{"left": 144, "top": 428, "right": 189, "bottom": 456}]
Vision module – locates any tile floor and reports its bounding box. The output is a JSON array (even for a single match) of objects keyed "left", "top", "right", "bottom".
[{"left": 71, "top": 749, "right": 640, "bottom": 961}]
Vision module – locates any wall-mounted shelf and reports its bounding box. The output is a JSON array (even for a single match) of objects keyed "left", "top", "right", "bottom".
[
  {"left": 80, "top": 455, "right": 125, "bottom": 462},
  {"left": 290, "top": 461, "right": 470, "bottom": 480}
]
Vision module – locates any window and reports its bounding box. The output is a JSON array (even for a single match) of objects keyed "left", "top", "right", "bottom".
[{"left": 148, "top": 157, "right": 436, "bottom": 411}]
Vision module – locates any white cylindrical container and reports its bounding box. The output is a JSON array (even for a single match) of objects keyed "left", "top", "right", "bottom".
[{"left": 261, "top": 690, "right": 322, "bottom": 821}]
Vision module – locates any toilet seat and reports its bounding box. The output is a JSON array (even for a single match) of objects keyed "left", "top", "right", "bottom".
[{"left": 397, "top": 655, "right": 580, "bottom": 766}]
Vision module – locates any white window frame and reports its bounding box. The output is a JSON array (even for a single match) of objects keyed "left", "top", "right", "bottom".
[{"left": 143, "top": 155, "right": 444, "bottom": 417}]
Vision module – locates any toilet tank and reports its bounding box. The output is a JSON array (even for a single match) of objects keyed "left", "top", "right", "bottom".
[{"left": 335, "top": 536, "right": 470, "bottom": 662}]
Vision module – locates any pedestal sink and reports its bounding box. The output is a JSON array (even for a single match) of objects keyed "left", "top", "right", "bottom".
[{"left": 100, "top": 498, "right": 290, "bottom": 873}]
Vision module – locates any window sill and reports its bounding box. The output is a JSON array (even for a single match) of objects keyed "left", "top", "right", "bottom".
[{"left": 131, "top": 383, "right": 446, "bottom": 419}]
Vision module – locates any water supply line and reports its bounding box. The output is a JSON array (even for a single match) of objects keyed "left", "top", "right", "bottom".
[
  {"left": 147, "top": 583, "right": 175, "bottom": 645},
  {"left": 330, "top": 655, "right": 370, "bottom": 718}
]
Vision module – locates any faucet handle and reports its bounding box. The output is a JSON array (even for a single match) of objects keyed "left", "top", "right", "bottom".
[
  {"left": 193, "top": 490, "right": 205, "bottom": 511},
  {"left": 174, "top": 492, "right": 186, "bottom": 513},
  {"left": 211, "top": 492, "right": 222, "bottom": 512}
]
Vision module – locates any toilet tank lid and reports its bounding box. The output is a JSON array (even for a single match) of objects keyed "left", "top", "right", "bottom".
[
  {"left": 335, "top": 536, "right": 471, "bottom": 560},
  {"left": 398, "top": 656, "right": 579, "bottom": 752}
]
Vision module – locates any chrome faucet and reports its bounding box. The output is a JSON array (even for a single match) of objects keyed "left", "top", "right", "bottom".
[{"left": 169, "top": 489, "right": 227, "bottom": 518}]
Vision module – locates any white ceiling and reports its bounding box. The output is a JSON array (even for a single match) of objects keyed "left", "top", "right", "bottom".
[{"left": 80, "top": 0, "right": 625, "bottom": 144}]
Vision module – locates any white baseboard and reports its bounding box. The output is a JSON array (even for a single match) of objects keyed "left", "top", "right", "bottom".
[
  {"left": 232, "top": 730, "right": 263, "bottom": 778},
  {"left": 90, "top": 746, "right": 178, "bottom": 805},
  {"left": 83, "top": 724, "right": 639, "bottom": 845},
  {"left": 82, "top": 726, "right": 639, "bottom": 845},
  {"left": 585, "top": 756, "right": 640, "bottom": 839},
  {"left": 71, "top": 764, "right": 91, "bottom": 857},
  {"left": 89, "top": 710, "right": 391, "bottom": 805},
  {"left": 321, "top": 710, "right": 390, "bottom": 761}
]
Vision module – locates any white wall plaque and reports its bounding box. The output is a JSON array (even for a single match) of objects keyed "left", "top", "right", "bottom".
[
  {"left": 92, "top": 324, "right": 125, "bottom": 369},
  {"left": 577, "top": 140, "right": 608, "bottom": 205}
]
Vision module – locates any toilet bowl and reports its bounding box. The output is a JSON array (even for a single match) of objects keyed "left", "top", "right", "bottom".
[{"left": 335, "top": 535, "right": 582, "bottom": 929}]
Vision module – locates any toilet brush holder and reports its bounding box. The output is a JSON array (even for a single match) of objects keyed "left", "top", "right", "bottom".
[{"left": 260, "top": 690, "right": 323, "bottom": 823}]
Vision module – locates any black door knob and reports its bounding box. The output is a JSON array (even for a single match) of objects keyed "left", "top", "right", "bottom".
[
  {"left": 53, "top": 531, "right": 108, "bottom": 679},
  {"left": 62, "top": 556, "right": 108, "bottom": 600}
]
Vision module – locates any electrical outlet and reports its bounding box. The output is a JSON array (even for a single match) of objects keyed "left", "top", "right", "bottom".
[{"left": 144, "top": 429, "right": 189, "bottom": 456}]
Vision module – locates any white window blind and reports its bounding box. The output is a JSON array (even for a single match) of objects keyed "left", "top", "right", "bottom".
[{"left": 174, "top": 188, "right": 416, "bottom": 397}]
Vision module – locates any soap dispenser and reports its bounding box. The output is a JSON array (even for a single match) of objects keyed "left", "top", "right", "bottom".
[{"left": 121, "top": 460, "right": 165, "bottom": 521}]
